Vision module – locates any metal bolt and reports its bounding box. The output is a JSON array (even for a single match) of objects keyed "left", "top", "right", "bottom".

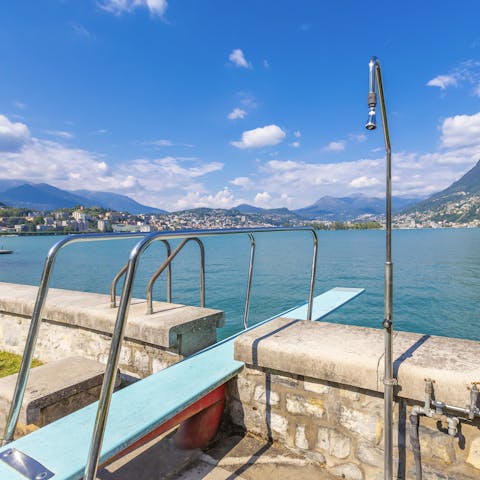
[
  {"left": 35, "top": 473, "right": 48, "bottom": 480},
  {"left": 2, "top": 449, "right": 13, "bottom": 457}
]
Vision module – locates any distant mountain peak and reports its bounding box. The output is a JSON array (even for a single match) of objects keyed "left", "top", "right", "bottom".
[{"left": 0, "top": 181, "right": 167, "bottom": 214}]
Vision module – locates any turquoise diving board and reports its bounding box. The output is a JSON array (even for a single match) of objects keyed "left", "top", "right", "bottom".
[{"left": 0, "top": 287, "right": 363, "bottom": 479}]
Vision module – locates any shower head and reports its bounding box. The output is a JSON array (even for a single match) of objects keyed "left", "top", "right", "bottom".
[{"left": 366, "top": 56, "right": 378, "bottom": 130}]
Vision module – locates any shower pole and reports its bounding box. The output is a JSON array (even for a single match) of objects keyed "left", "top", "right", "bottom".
[{"left": 366, "top": 56, "right": 396, "bottom": 480}]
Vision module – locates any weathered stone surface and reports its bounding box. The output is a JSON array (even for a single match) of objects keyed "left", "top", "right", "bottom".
[
  {"left": 254, "top": 384, "right": 280, "bottom": 406},
  {"left": 0, "top": 282, "right": 224, "bottom": 377},
  {"left": 419, "top": 427, "right": 456, "bottom": 464},
  {"left": 295, "top": 424, "right": 309, "bottom": 450},
  {"left": 330, "top": 463, "right": 364, "bottom": 480},
  {"left": 339, "top": 406, "right": 382, "bottom": 444},
  {"left": 304, "top": 379, "right": 330, "bottom": 394},
  {"left": 467, "top": 436, "right": 480, "bottom": 470},
  {"left": 233, "top": 316, "right": 480, "bottom": 407},
  {"left": 286, "top": 393, "right": 325, "bottom": 418},
  {"left": 356, "top": 443, "right": 383, "bottom": 467},
  {"left": 0, "top": 356, "right": 118, "bottom": 429},
  {"left": 317, "top": 427, "right": 351, "bottom": 459},
  {"left": 270, "top": 413, "right": 288, "bottom": 436}
]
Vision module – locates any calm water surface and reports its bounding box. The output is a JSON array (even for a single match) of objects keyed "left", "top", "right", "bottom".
[{"left": 0, "top": 228, "right": 479, "bottom": 341}]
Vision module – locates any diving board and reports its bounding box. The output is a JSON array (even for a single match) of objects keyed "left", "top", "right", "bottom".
[{"left": 0, "top": 287, "right": 363, "bottom": 480}]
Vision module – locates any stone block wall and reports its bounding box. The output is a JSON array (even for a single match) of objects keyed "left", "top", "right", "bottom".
[
  {"left": 229, "top": 317, "right": 480, "bottom": 480},
  {"left": 228, "top": 366, "right": 480, "bottom": 480}
]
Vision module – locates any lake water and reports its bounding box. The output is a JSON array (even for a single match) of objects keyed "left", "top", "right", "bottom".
[{"left": 0, "top": 228, "right": 479, "bottom": 341}]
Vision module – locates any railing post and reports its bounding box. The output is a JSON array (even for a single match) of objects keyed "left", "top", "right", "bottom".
[
  {"left": 243, "top": 233, "right": 256, "bottom": 329},
  {"left": 307, "top": 229, "right": 318, "bottom": 321}
]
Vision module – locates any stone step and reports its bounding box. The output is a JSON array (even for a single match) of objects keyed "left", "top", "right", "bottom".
[{"left": 0, "top": 356, "right": 119, "bottom": 436}]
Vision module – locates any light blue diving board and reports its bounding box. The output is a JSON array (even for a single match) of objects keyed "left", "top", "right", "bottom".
[{"left": 0, "top": 287, "right": 363, "bottom": 480}]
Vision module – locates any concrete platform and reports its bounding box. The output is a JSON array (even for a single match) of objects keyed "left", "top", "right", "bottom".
[
  {"left": 97, "top": 429, "right": 335, "bottom": 480},
  {"left": 0, "top": 356, "right": 119, "bottom": 433},
  {"left": 0, "top": 282, "right": 224, "bottom": 355},
  {"left": 234, "top": 317, "right": 480, "bottom": 408}
]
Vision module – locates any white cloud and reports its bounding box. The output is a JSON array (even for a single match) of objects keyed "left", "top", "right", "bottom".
[
  {"left": 174, "top": 188, "right": 237, "bottom": 210},
  {"left": 227, "top": 108, "right": 247, "bottom": 120},
  {"left": 44, "top": 130, "right": 74, "bottom": 139},
  {"left": 0, "top": 115, "right": 30, "bottom": 152},
  {"left": 293, "top": 130, "right": 301, "bottom": 138},
  {"left": 0, "top": 114, "right": 224, "bottom": 210},
  {"left": 440, "top": 112, "right": 480, "bottom": 148},
  {"left": 254, "top": 191, "right": 271, "bottom": 206},
  {"left": 427, "top": 60, "right": 480, "bottom": 95},
  {"left": 349, "top": 176, "right": 380, "bottom": 188},
  {"left": 325, "top": 140, "right": 345, "bottom": 152},
  {"left": 289, "top": 141, "right": 300, "bottom": 148},
  {"left": 98, "top": 0, "right": 167, "bottom": 16},
  {"left": 427, "top": 75, "right": 458, "bottom": 90},
  {"left": 231, "top": 124, "right": 286, "bottom": 149},
  {"left": 142, "top": 139, "right": 195, "bottom": 148},
  {"left": 263, "top": 59, "right": 269, "bottom": 69},
  {"left": 228, "top": 49, "right": 251, "bottom": 69},
  {"left": 230, "top": 176, "right": 252, "bottom": 189}
]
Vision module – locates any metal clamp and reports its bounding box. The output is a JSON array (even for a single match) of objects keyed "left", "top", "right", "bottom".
[{"left": 0, "top": 448, "right": 54, "bottom": 480}]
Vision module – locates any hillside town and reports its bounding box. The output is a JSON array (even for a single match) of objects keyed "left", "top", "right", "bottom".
[
  {"left": 0, "top": 205, "right": 386, "bottom": 235},
  {"left": 1, "top": 200, "right": 480, "bottom": 235}
]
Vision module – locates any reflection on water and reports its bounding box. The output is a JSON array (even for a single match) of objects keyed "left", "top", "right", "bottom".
[{"left": 0, "top": 228, "right": 479, "bottom": 340}]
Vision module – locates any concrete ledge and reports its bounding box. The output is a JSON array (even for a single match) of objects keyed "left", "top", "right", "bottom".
[
  {"left": 0, "top": 356, "right": 119, "bottom": 429},
  {"left": 234, "top": 317, "right": 480, "bottom": 407},
  {"left": 0, "top": 282, "right": 224, "bottom": 355}
]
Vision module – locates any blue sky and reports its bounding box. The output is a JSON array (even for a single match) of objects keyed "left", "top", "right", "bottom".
[{"left": 0, "top": 1, "right": 480, "bottom": 210}]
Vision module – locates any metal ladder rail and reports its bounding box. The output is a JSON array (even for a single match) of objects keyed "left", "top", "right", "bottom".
[
  {"left": 111, "top": 239, "right": 173, "bottom": 308},
  {"left": 146, "top": 237, "right": 205, "bottom": 314},
  {"left": 1, "top": 232, "right": 148, "bottom": 447},
  {"left": 243, "top": 233, "right": 255, "bottom": 329},
  {"left": 83, "top": 226, "right": 318, "bottom": 480}
]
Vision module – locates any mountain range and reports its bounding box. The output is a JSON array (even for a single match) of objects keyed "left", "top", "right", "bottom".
[
  {"left": 0, "top": 181, "right": 166, "bottom": 214},
  {"left": 1, "top": 159, "right": 479, "bottom": 223},
  {"left": 402, "top": 160, "right": 480, "bottom": 223}
]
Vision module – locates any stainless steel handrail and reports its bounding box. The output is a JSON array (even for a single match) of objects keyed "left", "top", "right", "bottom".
[
  {"left": 111, "top": 239, "right": 173, "bottom": 308},
  {"left": 83, "top": 226, "right": 318, "bottom": 479},
  {"left": 1, "top": 232, "right": 148, "bottom": 446},
  {"left": 243, "top": 233, "right": 256, "bottom": 329},
  {"left": 146, "top": 237, "right": 205, "bottom": 314}
]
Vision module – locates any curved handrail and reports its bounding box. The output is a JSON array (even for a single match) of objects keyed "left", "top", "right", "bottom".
[
  {"left": 1, "top": 232, "right": 148, "bottom": 447},
  {"left": 83, "top": 226, "right": 318, "bottom": 480},
  {"left": 243, "top": 233, "right": 255, "bottom": 329},
  {"left": 110, "top": 239, "right": 172, "bottom": 308},
  {"left": 146, "top": 237, "right": 205, "bottom": 314}
]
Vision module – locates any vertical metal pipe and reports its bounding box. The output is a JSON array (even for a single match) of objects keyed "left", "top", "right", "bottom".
[
  {"left": 190, "top": 238, "right": 206, "bottom": 308},
  {"left": 110, "top": 264, "right": 128, "bottom": 308},
  {"left": 307, "top": 229, "right": 318, "bottom": 321},
  {"left": 366, "top": 57, "right": 395, "bottom": 480},
  {"left": 1, "top": 235, "right": 76, "bottom": 445},
  {"left": 161, "top": 240, "right": 172, "bottom": 303},
  {"left": 243, "top": 233, "right": 256, "bottom": 329},
  {"left": 83, "top": 240, "right": 146, "bottom": 480}
]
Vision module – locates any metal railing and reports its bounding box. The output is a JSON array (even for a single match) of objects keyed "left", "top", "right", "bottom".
[
  {"left": 0, "top": 227, "right": 318, "bottom": 479},
  {"left": 146, "top": 237, "right": 205, "bottom": 314},
  {"left": 84, "top": 227, "right": 318, "bottom": 479},
  {"left": 1, "top": 232, "right": 147, "bottom": 447},
  {"left": 110, "top": 239, "right": 173, "bottom": 308}
]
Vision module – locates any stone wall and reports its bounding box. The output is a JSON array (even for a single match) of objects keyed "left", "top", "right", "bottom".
[
  {"left": 0, "top": 282, "right": 224, "bottom": 378},
  {"left": 229, "top": 317, "right": 480, "bottom": 480}
]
